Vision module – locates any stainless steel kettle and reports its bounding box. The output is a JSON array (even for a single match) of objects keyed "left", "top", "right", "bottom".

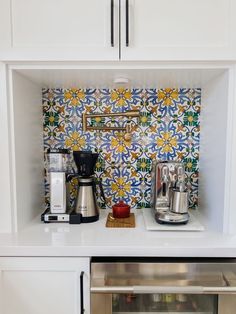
[{"left": 74, "top": 177, "right": 105, "bottom": 222}]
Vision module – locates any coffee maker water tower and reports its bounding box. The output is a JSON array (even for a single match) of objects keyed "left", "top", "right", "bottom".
[{"left": 47, "top": 149, "right": 70, "bottom": 214}]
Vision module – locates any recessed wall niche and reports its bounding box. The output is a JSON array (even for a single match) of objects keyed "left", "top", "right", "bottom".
[{"left": 8, "top": 67, "right": 233, "bottom": 233}]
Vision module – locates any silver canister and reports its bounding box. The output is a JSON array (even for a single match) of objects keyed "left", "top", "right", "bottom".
[{"left": 170, "top": 188, "right": 189, "bottom": 214}]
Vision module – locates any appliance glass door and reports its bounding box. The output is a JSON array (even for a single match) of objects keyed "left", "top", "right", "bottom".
[
  {"left": 114, "top": 293, "right": 217, "bottom": 313},
  {"left": 91, "top": 261, "right": 236, "bottom": 314}
]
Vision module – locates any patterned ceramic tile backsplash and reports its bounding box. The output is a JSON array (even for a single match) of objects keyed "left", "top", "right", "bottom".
[{"left": 43, "top": 88, "right": 201, "bottom": 210}]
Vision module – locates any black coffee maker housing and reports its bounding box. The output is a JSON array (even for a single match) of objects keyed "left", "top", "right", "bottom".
[{"left": 73, "top": 150, "right": 98, "bottom": 177}]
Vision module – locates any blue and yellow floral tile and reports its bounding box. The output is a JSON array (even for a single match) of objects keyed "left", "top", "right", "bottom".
[{"left": 43, "top": 88, "right": 201, "bottom": 210}]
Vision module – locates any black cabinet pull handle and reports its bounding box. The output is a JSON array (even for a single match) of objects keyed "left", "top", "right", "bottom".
[
  {"left": 126, "top": 0, "right": 129, "bottom": 46},
  {"left": 80, "top": 271, "right": 85, "bottom": 314},
  {"left": 111, "top": 0, "right": 114, "bottom": 47}
]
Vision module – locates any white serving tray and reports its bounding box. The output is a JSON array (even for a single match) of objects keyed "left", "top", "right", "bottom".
[{"left": 142, "top": 208, "right": 205, "bottom": 231}]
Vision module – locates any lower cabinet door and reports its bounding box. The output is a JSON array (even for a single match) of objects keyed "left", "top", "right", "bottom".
[{"left": 0, "top": 257, "right": 90, "bottom": 314}]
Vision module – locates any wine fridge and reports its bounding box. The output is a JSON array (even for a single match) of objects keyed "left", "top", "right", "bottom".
[{"left": 91, "top": 258, "right": 236, "bottom": 314}]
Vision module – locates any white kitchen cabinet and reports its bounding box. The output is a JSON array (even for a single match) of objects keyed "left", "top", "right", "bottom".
[
  {"left": 120, "top": 0, "right": 236, "bottom": 60},
  {"left": 0, "top": 257, "right": 90, "bottom": 314},
  {"left": 0, "top": 0, "right": 119, "bottom": 61},
  {"left": 1, "top": 0, "right": 236, "bottom": 61}
]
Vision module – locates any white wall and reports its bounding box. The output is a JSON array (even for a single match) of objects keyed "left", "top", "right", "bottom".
[
  {"left": 0, "top": 62, "right": 12, "bottom": 232},
  {"left": 10, "top": 71, "right": 44, "bottom": 231},
  {"left": 223, "top": 66, "right": 236, "bottom": 234},
  {"left": 199, "top": 70, "right": 229, "bottom": 232}
]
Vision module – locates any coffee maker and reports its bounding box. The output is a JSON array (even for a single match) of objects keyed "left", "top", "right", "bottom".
[
  {"left": 151, "top": 161, "right": 189, "bottom": 224},
  {"left": 41, "top": 148, "right": 72, "bottom": 223},
  {"left": 73, "top": 150, "right": 105, "bottom": 223}
]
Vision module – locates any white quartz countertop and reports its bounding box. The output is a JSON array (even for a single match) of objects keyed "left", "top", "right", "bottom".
[{"left": 0, "top": 209, "right": 236, "bottom": 257}]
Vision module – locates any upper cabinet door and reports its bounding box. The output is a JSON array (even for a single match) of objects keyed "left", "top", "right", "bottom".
[
  {"left": 120, "top": 0, "right": 236, "bottom": 61},
  {"left": 0, "top": 0, "right": 119, "bottom": 61},
  {"left": 1, "top": 0, "right": 236, "bottom": 61}
]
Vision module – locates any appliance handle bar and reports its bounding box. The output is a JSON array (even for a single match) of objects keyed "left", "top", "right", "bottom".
[
  {"left": 111, "top": 0, "right": 114, "bottom": 47},
  {"left": 134, "top": 286, "right": 204, "bottom": 294},
  {"left": 91, "top": 286, "right": 134, "bottom": 293},
  {"left": 91, "top": 285, "right": 236, "bottom": 295}
]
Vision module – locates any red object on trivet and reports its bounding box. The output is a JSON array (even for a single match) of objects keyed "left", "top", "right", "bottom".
[{"left": 112, "top": 200, "right": 130, "bottom": 218}]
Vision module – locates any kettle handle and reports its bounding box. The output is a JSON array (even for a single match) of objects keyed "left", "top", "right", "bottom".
[
  {"left": 96, "top": 179, "right": 106, "bottom": 204},
  {"left": 66, "top": 173, "right": 78, "bottom": 182}
]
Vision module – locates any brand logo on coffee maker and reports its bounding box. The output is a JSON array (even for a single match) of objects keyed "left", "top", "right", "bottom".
[{"left": 79, "top": 205, "right": 88, "bottom": 210}]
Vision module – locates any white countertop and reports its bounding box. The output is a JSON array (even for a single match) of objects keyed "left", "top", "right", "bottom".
[{"left": 0, "top": 209, "right": 236, "bottom": 257}]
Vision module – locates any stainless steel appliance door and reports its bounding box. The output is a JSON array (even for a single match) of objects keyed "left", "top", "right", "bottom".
[{"left": 91, "top": 260, "right": 236, "bottom": 313}]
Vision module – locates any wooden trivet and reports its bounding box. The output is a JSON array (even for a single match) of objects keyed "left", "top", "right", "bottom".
[{"left": 105, "top": 213, "right": 135, "bottom": 228}]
